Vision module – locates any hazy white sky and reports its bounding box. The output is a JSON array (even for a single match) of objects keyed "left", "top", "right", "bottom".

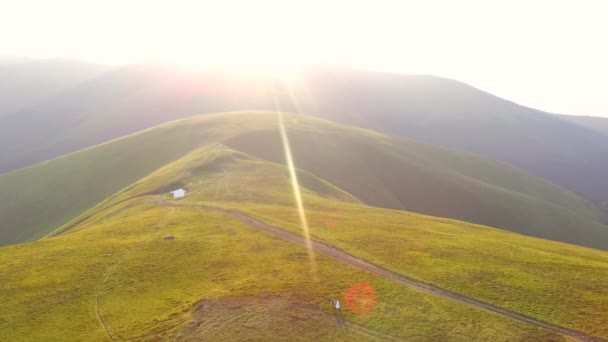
[{"left": 1, "top": 0, "right": 607, "bottom": 117}]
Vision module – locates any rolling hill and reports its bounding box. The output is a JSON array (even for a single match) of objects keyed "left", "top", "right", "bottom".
[
  {"left": 1, "top": 112, "right": 607, "bottom": 251},
  {"left": 1, "top": 61, "right": 607, "bottom": 206},
  {"left": 2, "top": 143, "right": 607, "bottom": 341}
]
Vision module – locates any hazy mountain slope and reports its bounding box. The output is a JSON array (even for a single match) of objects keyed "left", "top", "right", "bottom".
[
  {"left": 557, "top": 114, "right": 608, "bottom": 137},
  {"left": 1, "top": 62, "right": 607, "bottom": 205},
  {"left": 1, "top": 149, "right": 578, "bottom": 341},
  {"left": 282, "top": 67, "right": 608, "bottom": 203},
  {"left": 1, "top": 112, "right": 606, "bottom": 250},
  {"left": 2, "top": 144, "right": 606, "bottom": 340},
  {"left": 0, "top": 56, "right": 30, "bottom": 64},
  {"left": 0, "top": 58, "right": 110, "bottom": 117},
  {"left": 0, "top": 63, "right": 272, "bottom": 173}
]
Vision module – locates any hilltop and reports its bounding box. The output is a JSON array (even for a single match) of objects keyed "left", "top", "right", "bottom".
[{"left": 1, "top": 112, "right": 607, "bottom": 251}]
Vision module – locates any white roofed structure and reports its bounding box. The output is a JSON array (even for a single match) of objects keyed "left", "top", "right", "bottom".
[{"left": 171, "top": 188, "right": 187, "bottom": 199}]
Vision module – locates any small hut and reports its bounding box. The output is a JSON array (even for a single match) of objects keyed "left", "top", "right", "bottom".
[{"left": 170, "top": 188, "right": 187, "bottom": 199}]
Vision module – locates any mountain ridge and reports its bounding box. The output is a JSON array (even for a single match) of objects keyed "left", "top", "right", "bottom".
[
  {"left": 1, "top": 60, "right": 607, "bottom": 206},
  {"left": 1, "top": 111, "right": 606, "bottom": 250}
]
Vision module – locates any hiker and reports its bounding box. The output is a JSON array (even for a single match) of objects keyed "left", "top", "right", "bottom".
[
  {"left": 330, "top": 298, "right": 341, "bottom": 313},
  {"left": 331, "top": 298, "right": 345, "bottom": 328}
]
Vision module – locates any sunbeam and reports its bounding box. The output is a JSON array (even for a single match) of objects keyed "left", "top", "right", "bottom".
[{"left": 277, "top": 111, "right": 319, "bottom": 281}]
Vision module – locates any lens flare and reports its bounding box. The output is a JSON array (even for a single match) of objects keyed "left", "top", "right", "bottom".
[
  {"left": 344, "top": 283, "right": 377, "bottom": 315},
  {"left": 277, "top": 111, "right": 319, "bottom": 280}
]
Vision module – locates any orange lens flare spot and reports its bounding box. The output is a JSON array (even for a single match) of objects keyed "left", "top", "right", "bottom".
[
  {"left": 325, "top": 219, "right": 338, "bottom": 228},
  {"left": 344, "top": 283, "right": 376, "bottom": 315}
]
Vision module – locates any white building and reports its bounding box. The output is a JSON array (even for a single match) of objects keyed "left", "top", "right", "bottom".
[{"left": 171, "top": 188, "right": 187, "bottom": 199}]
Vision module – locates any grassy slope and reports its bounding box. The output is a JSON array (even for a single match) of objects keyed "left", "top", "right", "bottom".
[
  {"left": 0, "top": 153, "right": 565, "bottom": 341},
  {"left": 1, "top": 112, "right": 606, "bottom": 250},
  {"left": 235, "top": 205, "right": 608, "bottom": 338},
  {"left": 224, "top": 121, "right": 608, "bottom": 247},
  {"left": 51, "top": 144, "right": 361, "bottom": 237},
  {"left": 52, "top": 145, "right": 608, "bottom": 339}
]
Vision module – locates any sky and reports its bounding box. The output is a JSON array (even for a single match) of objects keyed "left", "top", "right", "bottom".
[{"left": 1, "top": 0, "right": 607, "bottom": 117}]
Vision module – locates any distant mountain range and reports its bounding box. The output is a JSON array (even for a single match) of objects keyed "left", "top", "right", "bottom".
[
  {"left": 0, "top": 58, "right": 109, "bottom": 117},
  {"left": 1, "top": 60, "right": 607, "bottom": 206},
  {"left": 557, "top": 114, "right": 608, "bottom": 137},
  {"left": 286, "top": 68, "right": 608, "bottom": 206}
]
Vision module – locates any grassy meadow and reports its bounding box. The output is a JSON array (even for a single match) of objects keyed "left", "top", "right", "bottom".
[
  {"left": 44, "top": 144, "right": 608, "bottom": 340},
  {"left": 0, "top": 196, "right": 568, "bottom": 341},
  {"left": 144, "top": 146, "right": 608, "bottom": 339}
]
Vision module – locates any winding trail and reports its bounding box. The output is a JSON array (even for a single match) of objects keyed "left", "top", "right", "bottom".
[{"left": 160, "top": 201, "right": 605, "bottom": 342}]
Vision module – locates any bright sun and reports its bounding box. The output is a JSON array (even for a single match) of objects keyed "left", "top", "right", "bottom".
[
  {"left": 5, "top": 0, "right": 608, "bottom": 116},
  {"left": 105, "top": 0, "right": 321, "bottom": 78},
  {"left": 154, "top": 31, "right": 310, "bottom": 80}
]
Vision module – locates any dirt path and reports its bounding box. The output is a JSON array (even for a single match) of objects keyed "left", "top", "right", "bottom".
[{"left": 160, "top": 201, "right": 604, "bottom": 342}]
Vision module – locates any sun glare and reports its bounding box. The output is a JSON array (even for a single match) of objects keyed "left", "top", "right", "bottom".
[
  {"left": 277, "top": 111, "right": 319, "bottom": 281},
  {"left": 155, "top": 50, "right": 303, "bottom": 80}
]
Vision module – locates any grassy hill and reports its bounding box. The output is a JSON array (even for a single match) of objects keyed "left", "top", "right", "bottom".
[
  {"left": 163, "top": 146, "right": 608, "bottom": 339},
  {"left": 2, "top": 144, "right": 607, "bottom": 341},
  {"left": 1, "top": 112, "right": 607, "bottom": 250}
]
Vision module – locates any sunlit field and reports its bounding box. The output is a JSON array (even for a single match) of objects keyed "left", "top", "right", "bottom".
[
  {"left": 19, "top": 142, "right": 604, "bottom": 340},
  {"left": 1, "top": 153, "right": 571, "bottom": 341}
]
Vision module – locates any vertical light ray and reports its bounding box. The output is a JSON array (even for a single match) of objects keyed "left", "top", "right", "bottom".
[{"left": 277, "top": 110, "right": 319, "bottom": 280}]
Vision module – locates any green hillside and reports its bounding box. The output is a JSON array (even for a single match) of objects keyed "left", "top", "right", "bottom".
[
  {"left": 1, "top": 112, "right": 607, "bottom": 250},
  {"left": 3, "top": 145, "right": 607, "bottom": 340},
  {"left": 91, "top": 145, "right": 608, "bottom": 338}
]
